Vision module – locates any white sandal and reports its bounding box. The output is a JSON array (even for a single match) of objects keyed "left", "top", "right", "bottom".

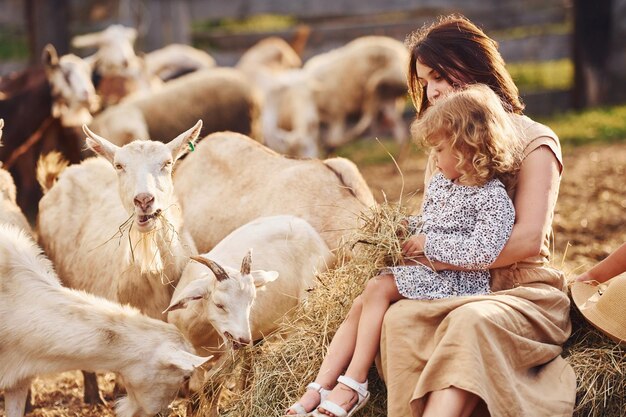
[
  {"left": 284, "top": 382, "right": 331, "bottom": 416},
  {"left": 312, "top": 375, "right": 369, "bottom": 417}
]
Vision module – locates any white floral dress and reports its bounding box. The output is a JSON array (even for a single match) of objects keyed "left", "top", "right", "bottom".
[{"left": 388, "top": 173, "right": 515, "bottom": 299}]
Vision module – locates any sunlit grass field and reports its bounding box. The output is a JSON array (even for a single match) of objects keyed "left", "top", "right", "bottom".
[
  {"left": 508, "top": 59, "right": 573, "bottom": 92},
  {"left": 337, "top": 103, "right": 626, "bottom": 166}
]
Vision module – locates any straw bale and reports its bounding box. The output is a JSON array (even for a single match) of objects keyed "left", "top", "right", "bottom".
[
  {"left": 190, "top": 202, "right": 626, "bottom": 417},
  {"left": 563, "top": 298, "right": 626, "bottom": 417}
]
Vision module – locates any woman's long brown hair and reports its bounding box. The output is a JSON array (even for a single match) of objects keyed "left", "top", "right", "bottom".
[{"left": 406, "top": 14, "right": 524, "bottom": 116}]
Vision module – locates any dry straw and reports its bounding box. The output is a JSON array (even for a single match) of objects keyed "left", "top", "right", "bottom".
[
  {"left": 193, "top": 201, "right": 410, "bottom": 417},
  {"left": 563, "top": 296, "right": 626, "bottom": 417},
  {"left": 188, "top": 204, "right": 626, "bottom": 417}
]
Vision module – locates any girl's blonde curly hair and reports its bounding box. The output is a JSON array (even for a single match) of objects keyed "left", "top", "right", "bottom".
[{"left": 411, "top": 84, "right": 524, "bottom": 187}]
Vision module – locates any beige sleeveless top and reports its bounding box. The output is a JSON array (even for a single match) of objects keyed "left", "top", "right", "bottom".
[{"left": 423, "top": 114, "right": 563, "bottom": 290}]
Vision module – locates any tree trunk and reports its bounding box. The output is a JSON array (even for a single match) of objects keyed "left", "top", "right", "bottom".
[
  {"left": 25, "top": 0, "right": 70, "bottom": 64},
  {"left": 140, "top": 0, "right": 191, "bottom": 52},
  {"left": 572, "top": 0, "right": 612, "bottom": 108}
]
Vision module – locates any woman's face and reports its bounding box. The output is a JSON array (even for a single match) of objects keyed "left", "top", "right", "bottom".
[{"left": 415, "top": 59, "right": 455, "bottom": 104}]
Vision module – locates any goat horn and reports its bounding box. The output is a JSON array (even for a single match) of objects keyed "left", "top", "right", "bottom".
[
  {"left": 240, "top": 249, "right": 252, "bottom": 275},
  {"left": 190, "top": 256, "right": 229, "bottom": 282}
]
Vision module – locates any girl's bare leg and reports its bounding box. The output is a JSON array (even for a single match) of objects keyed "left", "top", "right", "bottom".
[
  {"left": 285, "top": 296, "right": 364, "bottom": 414},
  {"left": 422, "top": 387, "right": 480, "bottom": 417},
  {"left": 318, "top": 274, "right": 404, "bottom": 416}
]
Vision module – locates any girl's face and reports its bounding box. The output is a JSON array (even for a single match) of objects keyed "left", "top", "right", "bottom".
[
  {"left": 433, "top": 138, "right": 462, "bottom": 182},
  {"left": 415, "top": 59, "right": 456, "bottom": 104}
]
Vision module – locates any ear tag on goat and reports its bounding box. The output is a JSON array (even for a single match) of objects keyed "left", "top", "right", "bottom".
[{"left": 188, "top": 141, "right": 195, "bottom": 152}]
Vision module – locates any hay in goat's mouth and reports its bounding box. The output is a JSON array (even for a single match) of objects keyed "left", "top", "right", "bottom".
[{"left": 194, "top": 202, "right": 409, "bottom": 417}]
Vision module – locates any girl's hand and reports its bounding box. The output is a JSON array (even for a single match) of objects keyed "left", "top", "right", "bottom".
[
  {"left": 396, "top": 219, "right": 409, "bottom": 239},
  {"left": 402, "top": 234, "right": 426, "bottom": 258}
]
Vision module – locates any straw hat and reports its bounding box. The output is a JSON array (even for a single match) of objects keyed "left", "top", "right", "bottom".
[{"left": 571, "top": 275, "right": 626, "bottom": 343}]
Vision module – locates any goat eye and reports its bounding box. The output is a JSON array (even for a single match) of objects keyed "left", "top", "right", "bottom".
[
  {"left": 162, "top": 160, "right": 173, "bottom": 170},
  {"left": 215, "top": 303, "right": 226, "bottom": 311},
  {"left": 114, "top": 163, "right": 124, "bottom": 171},
  {"left": 62, "top": 70, "right": 72, "bottom": 84}
]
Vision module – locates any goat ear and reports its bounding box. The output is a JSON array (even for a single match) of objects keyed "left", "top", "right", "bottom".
[
  {"left": 83, "top": 125, "right": 119, "bottom": 163},
  {"left": 42, "top": 44, "right": 59, "bottom": 69},
  {"left": 167, "top": 120, "right": 203, "bottom": 161},
  {"left": 250, "top": 270, "right": 279, "bottom": 288},
  {"left": 191, "top": 255, "right": 230, "bottom": 282},
  {"left": 160, "top": 347, "right": 212, "bottom": 372},
  {"left": 240, "top": 249, "right": 253, "bottom": 275},
  {"left": 163, "top": 277, "right": 211, "bottom": 314}
]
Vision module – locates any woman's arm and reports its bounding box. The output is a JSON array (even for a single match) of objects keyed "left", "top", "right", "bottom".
[
  {"left": 575, "top": 242, "right": 626, "bottom": 283},
  {"left": 489, "top": 145, "right": 561, "bottom": 268}
]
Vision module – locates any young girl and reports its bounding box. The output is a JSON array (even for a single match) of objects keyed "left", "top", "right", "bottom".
[{"left": 285, "top": 84, "right": 522, "bottom": 417}]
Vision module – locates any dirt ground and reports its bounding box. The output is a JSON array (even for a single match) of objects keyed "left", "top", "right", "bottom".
[{"left": 1, "top": 141, "right": 625, "bottom": 417}]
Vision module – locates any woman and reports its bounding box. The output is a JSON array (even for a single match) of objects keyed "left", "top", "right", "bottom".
[{"left": 379, "top": 15, "right": 576, "bottom": 417}]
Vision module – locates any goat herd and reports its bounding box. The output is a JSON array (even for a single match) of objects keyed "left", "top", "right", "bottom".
[{"left": 0, "top": 23, "right": 395, "bottom": 417}]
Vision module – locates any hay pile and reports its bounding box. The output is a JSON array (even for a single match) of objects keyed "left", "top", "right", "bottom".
[
  {"left": 188, "top": 201, "right": 626, "bottom": 417},
  {"left": 563, "top": 298, "right": 626, "bottom": 417},
  {"left": 194, "top": 202, "right": 409, "bottom": 417}
]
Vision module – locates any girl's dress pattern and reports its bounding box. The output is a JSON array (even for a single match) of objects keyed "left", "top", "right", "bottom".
[{"left": 388, "top": 173, "right": 514, "bottom": 299}]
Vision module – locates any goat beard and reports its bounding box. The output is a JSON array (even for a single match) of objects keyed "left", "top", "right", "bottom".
[{"left": 127, "top": 214, "right": 177, "bottom": 275}]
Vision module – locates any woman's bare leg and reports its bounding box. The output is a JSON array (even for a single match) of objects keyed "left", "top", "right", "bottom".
[
  {"left": 422, "top": 387, "right": 480, "bottom": 417},
  {"left": 285, "top": 296, "right": 364, "bottom": 414},
  {"left": 318, "top": 274, "right": 403, "bottom": 416}
]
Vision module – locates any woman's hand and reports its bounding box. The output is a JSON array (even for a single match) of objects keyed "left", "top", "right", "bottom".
[{"left": 402, "top": 234, "right": 426, "bottom": 258}]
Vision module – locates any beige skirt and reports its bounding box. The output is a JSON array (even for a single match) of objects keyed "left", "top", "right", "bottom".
[{"left": 379, "top": 265, "right": 576, "bottom": 417}]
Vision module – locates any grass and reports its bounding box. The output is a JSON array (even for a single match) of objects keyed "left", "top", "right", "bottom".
[
  {"left": 491, "top": 22, "right": 572, "bottom": 41},
  {"left": 508, "top": 59, "right": 573, "bottom": 92},
  {"left": 539, "top": 104, "right": 626, "bottom": 146},
  {"left": 0, "top": 27, "right": 28, "bottom": 60},
  {"left": 192, "top": 14, "right": 297, "bottom": 34},
  {"left": 334, "top": 138, "right": 408, "bottom": 166}
]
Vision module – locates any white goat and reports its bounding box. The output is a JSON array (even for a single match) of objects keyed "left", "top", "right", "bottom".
[
  {"left": 236, "top": 37, "right": 321, "bottom": 158},
  {"left": 236, "top": 36, "right": 303, "bottom": 79},
  {"left": 72, "top": 24, "right": 159, "bottom": 106},
  {"left": 89, "top": 68, "right": 262, "bottom": 145},
  {"left": 36, "top": 121, "right": 201, "bottom": 403},
  {"left": 42, "top": 44, "right": 100, "bottom": 126},
  {"left": 0, "top": 119, "right": 32, "bottom": 234},
  {"left": 73, "top": 24, "right": 140, "bottom": 78},
  {"left": 165, "top": 215, "right": 331, "bottom": 393},
  {"left": 173, "top": 131, "right": 375, "bottom": 255},
  {"left": 258, "top": 69, "right": 321, "bottom": 158},
  {"left": 0, "top": 223, "right": 210, "bottom": 417},
  {"left": 166, "top": 215, "right": 332, "bottom": 351},
  {"left": 38, "top": 120, "right": 201, "bottom": 316},
  {"left": 144, "top": 43, "right": 216, "bottom": 81},
  {"left": 303, "top": 36, "right": 409, "bottom": 150}
]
